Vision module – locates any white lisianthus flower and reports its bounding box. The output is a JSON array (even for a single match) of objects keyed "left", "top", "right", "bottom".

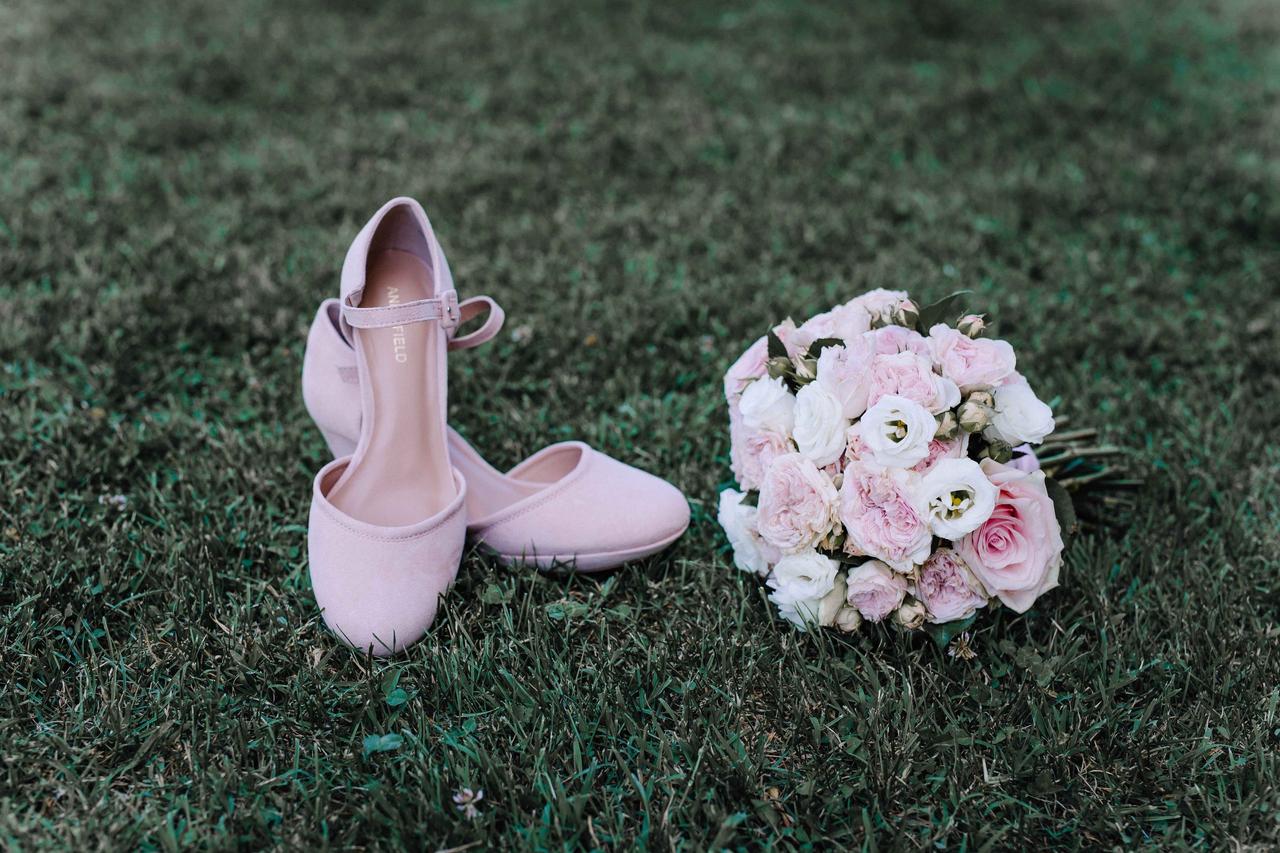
[
  {"left": 738, "top": 375, "right": 796, "bottom": 435},
  {"left": 917, "top": 458, "right": 998, "bottom": 539},
  {"left": 856, "top": 395, "right": 937, "bottom": 469},
  {"left": 792, "top": 382, "right": 850, "bottom": 468},
  {"left": 769, "top": 587, "right": 822, "bottom": 629},
  {"left": 987, "top": 381, "right": 1055, "bottom": 446},
  {"left": 717, "top": 489, "right": 775, "bottom": 577},
  {"left": 767, "top": 551, "right": 839, "bottom": 629}
]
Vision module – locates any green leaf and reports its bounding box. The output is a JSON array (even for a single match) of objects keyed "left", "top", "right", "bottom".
[
  {"left": 805, "top": 337, "right": 844, "bottom": 359},
  {"left": 380, "top": 668, "right": 401, "bottom": 698},
  {"left": 741, "top": 490, "right": 759, "bottom": 507},
  {"left": 925, "top": 614, "right": 977, "bottom": 649},
  {"left": 546, "top": 600, "right": 590, "bottom": 621},
  {"left": 1044, "top": 475, "right": 1078, "bottom": 545},
  {"left": 766, "top": 329, "right": 788, "bottom": 359},
  {"left": 362, "top": 733, "right": 404, "bottom": 757},
  {"left": 479, "top": 582, "right": 513, "bottom": 605},
  {"left": 916, "top": 290, "right": 972, "bottom": 332},
  {"left": 385, "top": 688, "right": 409, "bottom": 707}
]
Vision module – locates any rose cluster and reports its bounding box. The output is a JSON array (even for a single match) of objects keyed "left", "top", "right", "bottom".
[{"left": 718, "top": 289, "right": 1068, "bottom": 635}]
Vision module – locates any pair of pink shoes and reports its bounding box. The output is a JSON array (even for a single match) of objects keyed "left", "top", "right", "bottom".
[{"left": 302, "top": 198, "right": 690, "bottom": 655}]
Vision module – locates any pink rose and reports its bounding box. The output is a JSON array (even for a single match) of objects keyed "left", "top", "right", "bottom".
[
  {"left": 798, "top": 302, "right": 875, "bottom": 347},
  {"left": 756, "top": 453, "right": 838, "bottom": 553},
  {"left": 911, "top": 433, "right": 969, "bottom": 475},
  {"left": 928, "top": 324, "right": 1016, "bottom": 391},
  {"left": 841, "top": 431, "right": 869, "bottom": 470},
  {"left": 815, "top": 333, "right": 876, "bottom": 419},
  {"left": 729, "top": 412, "right": 791, "bottom": 491},
  {"left": 871, "top": 325, "right": 931, "bottom": 358},
  {"left": 848, "top": 288, "right": 909, "bottom": 319},
  {"left": 838, "top": 462, "right": 932, "bottom": 572},
  {"left": 845, "top": 560, "right": 908, "bottom": 622},
  {"left": 867, "top": 351, "right": 961, "bottom": 414},
  {"left": 724, "top": 336, "right": 768, "bottom": 403},
  {"left": 956, "top": 459, "right": 1064, "bottom": 613},
  {"left": 914, "top": 548, "right": 988, "bottom": 623}
]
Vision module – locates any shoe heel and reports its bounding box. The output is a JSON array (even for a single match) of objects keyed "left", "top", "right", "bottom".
[{"left": 320, "top": 427, "right": 357, "bottom": 459}]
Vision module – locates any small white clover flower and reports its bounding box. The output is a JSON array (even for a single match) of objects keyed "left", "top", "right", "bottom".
[{"left": 452, "top": 788, "right": 484, "bottom": 820}]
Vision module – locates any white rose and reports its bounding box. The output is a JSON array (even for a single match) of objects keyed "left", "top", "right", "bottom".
[
  {"left": 739, "top": 376, "right": 796, "bottom": 435},
  {"left": 816, "top": 334, "right": 876, "bottom": 419},
  {"left": 792, "top": 382, "right": 850, "bottom": 468},
  {"left": 834, "top": 604, "right": 863, "bottom": 632},
  {"left": 987, "top": 381, "right": 1055, "bottom": 445},
  {"left": 934, "top": 376, "right": 962, "bottom": 412},
  {"left": 817, "top": 572, "right": 848, "bottom": 627},
  {"left": 893, "top": 599, "right": 928, "bottom": 630},
  {"left": 767, "top": 550, "right": 839, "bottom": 601},
  {"left": 717, "top": 489, "right": 774, "bottom": 577},
  {"left": 856, "top": 395, "right": 937, "bottom": 469},
  {"left": 917, "top": 457, "right": 998, "bottom": 539}
]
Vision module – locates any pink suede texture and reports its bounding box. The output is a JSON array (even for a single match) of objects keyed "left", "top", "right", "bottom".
[
  {"left": 302, "top": 298, "right": 690, "bottom": 571},
  {"left": 468, "top": 442, "right": 690, "bottom": 570},
  {"left": 340, "top": 196, "right": 455, "bottom": 308},
  {"left": 306, "top": 197, "right": 467, "bottom": 654},
  {"left": 310, "top": 460, "right": 467, "bottom": 655}
]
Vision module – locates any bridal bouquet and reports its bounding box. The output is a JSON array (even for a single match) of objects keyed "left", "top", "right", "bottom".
[{"left": 719, "top": 289, "right": 1084, "bottom": 643}]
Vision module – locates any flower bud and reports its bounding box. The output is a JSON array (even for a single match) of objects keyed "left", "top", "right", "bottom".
[
  {"left": 934, "top": 410, "right": 959, "bottom": 440},
  {"left": 891, "top": 299, "right": 920, "bottom": 328},
  {"left": 893, "top": 599, "right": 928, "bottom": 631},
  {"left": 980, "top": 437, "right": 1014, "bottom": 463},
  {"left": 765, "top": 356, "right": 794, "bottom": 380},
  {"left": 965, "top": 390, "right": 994, "bottom": 409},
  {"left": 957, "top": 314, "right": 987, "bottom": 338},
  {"left": 835, "top": 605, "right": 863, "bottom": 633},
  {"left": 957, "top": 400, "right": 991, "bottom": 433}
]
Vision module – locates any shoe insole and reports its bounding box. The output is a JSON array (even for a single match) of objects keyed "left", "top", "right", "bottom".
[
  {"left": 328, "top": 250, "right": 455, "bottom": 526},
  {"left": 446, "top": 434, "right": 584, "bottom": 521}
]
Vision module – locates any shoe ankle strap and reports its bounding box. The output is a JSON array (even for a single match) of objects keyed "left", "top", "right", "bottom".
[
  {"left": 448, "top": 295, "right": 504, "bottom": 351},
  {"left": 338, "top": 291, "right": 504, "bottom": 350},
  {"left": 342, "top": 289, "right": 462, "bottom": 331}
]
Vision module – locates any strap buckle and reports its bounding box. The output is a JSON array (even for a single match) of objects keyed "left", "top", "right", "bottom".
[{"left": 438, "top": 289, "right": 461, "bottom": 331}]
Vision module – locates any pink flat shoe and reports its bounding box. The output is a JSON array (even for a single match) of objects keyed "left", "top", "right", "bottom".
[
  {"left": 303, "top": 299, "right": 690, "bottom": 573},
  {"left": 307, "top": 197, "right": 468, "bottom": 655}
]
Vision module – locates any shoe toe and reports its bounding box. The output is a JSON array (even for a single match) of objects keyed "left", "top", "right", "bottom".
[
  {"left": 476, "top": 449, "right": 689, "bottom": 570},
  {"left": 307, "top": 460, "right": 467, "bottom": 655}
]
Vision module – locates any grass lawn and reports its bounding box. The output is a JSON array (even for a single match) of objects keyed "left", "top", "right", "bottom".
[{"left": 3, "top": 0, "right": 1279, "bottom": 848}]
